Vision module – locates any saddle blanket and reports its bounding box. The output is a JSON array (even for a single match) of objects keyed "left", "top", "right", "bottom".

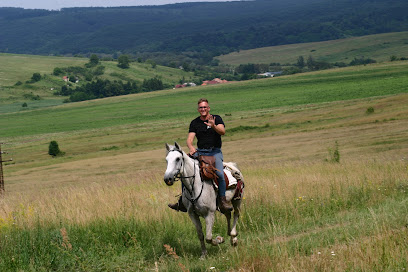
[
  {"left": 213, "top": 162, "right": 245, "bottom": 201},
  {"left": 213, "top": 162, "right": 244, "bottom": 189}
]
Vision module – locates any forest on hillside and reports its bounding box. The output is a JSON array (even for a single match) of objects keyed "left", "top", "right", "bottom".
[{"left": 0, "top": 0, "right": 407, "bottom": 65}]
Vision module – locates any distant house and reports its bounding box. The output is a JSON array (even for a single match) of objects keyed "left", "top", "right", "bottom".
[
  {"left": 258, "top": 71, "right": 283, "bottom": 77},
  {"left": 202, "top": 78, "right": 228, "bottom": 86},
  {"left": 63, "top": 75, "right": 79, "bottom": 83},
  {"left": 174, "top": 82, "right": 197, "bottom": 89}
]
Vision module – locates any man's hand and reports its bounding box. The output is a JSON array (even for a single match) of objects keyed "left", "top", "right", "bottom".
[
  {"left": 189, "top": 147, "right": 197, "bottom": 155},
  {"left": 204, "top": 115, "right": 216, "bottom": 128},
  {"left": 204, "top": 115, "right": 225, "bottom": 135}
]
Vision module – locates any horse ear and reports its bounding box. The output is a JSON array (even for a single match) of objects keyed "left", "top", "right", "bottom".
[
  {"left": 174, "top": 142, "right": 182, "bottom": 151},
  {"left": 165, "top": 143, "right": 171, "bottom": 151}
]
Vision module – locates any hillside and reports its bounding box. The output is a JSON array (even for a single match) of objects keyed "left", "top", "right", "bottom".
[
  {"left": 1, "top": 0, "right": 407, "bottom": 65},
  {"left": 217, "top": 32, "right": 408, "bottom": 65},
  {"left": 0, "top": 61, "right": 407, "bottom": 270},
  {"left": 0, "top": 53, "right": 197, "bottom": 112}
]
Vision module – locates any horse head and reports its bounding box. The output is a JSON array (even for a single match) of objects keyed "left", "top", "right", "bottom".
[{"left": 164, "top": 142, "right": 183, "bottom": 186}]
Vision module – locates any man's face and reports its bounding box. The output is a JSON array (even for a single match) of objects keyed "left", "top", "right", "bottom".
[{"left": 197, "top": 102, "right": 210, "bottom": 117}]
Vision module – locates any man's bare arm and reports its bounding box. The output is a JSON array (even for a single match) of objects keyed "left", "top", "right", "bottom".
[{"left": 186, "top": 132, "right": 197, "bottom": 155}]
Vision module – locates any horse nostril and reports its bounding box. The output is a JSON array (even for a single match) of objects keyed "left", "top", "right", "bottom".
[{"left": 164, "top": 177, "right": 174, "bottom": 186}]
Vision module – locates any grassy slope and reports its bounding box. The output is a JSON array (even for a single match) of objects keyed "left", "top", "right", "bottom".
[
  {"left": 0, "top": 53, "right": 196, "bottom": 112},
  {"left": 0, "top": 61, "right": 408, "bottom": 271},
  {"left": 217, "top": 31, "right": 408, "bottom": 65},
  {"left": 2, "top": 61, "right": 408, "bottom": 138}
]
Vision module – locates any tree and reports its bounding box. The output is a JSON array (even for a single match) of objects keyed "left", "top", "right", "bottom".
[
  {"left": 85, "top": 54, "right": 100, "bottom": 68},
  {"left": 142, "top": 77, "right": 163, "bottom": 92},
  {"left": 48, "top": 141, "right": 64, "bottom": 157},
  {"left": 31, "top": 72, "right": 42, "bottom": 82},
  {"left": 297, "top": 56, "right": 305, "bottom": 68},
  {"left": 53, "top": 67, "right": 64, "bottom": 75},
  {"left": 89, "top": 54, "right": 99, "bottom": 66},
  {"left": 117, "top": 55, "right": 130, "bottom": 69},
  {"left": 307, "top": 56, "right": 315, "bottom": 70}
]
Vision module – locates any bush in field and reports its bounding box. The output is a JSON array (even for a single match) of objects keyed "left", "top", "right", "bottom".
[
  {"left": 349, "top": 57, "right": 376, "bottom": 66},
  {"left": 86, "top": 54, "right": 99, "bottom": 67},
  {"left": 23, "top": 93, "right": 41, "bottom": 100},
  {"left": 142, "top": 77, "right": 163, "bottom": 92},
  {"left": 327, "top": 141, "right": 340, "bottom": 163},
  {"left": 53, "top": 67, "right": 64, "bottom": 76},
  {"left": 31, "top": 72, "right": 42, "bottom": 82},
  {"left": 366, "top": 106, "right": 374, "bottom": 114},
  {"left": 48, "top": 141, "right": 64, "bottom": 157},
  {"left": 117, "top": 55, "right": 130, "bottom": 69}
]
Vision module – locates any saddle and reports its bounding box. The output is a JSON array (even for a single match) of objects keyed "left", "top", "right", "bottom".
[
  {"left": 198, "top": 155, "right": 245, "bottom": 200},
  {"left": 198, "top": 155, "right": 219, "bottom": 181},
  {"left": 198, "top": 155, "right": 232, "bottom": 188}
]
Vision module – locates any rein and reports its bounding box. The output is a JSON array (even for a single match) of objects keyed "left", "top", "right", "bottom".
[{"left": 172, "top": 150, "right": 204, "bottom": 209}]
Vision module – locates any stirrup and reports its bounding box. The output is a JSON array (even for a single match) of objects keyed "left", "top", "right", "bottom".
[{"left": 168, "top": 198, "right": 187, "bottom": 212}]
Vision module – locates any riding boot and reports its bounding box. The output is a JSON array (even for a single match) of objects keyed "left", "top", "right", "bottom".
[
  {"left": 168, "top": 196, "right": 187, "bottom": 212},
  {"left": 219, "top": 196, "right": 233, "bottom": 213}
]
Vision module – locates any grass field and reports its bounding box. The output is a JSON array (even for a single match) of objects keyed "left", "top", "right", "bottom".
[
  {"left": 216, "top": 32, "right": 408, "bottom": 66},
  {"left": 0, "top": 60, "right": 408, "bottom": 271},
  {"left": 0, "top": 53, "right": 197, "bottom": 111}
]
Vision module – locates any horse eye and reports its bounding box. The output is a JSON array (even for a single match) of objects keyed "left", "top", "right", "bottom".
[{"left": 176, "top": 158, "right": 180, "bottom": 162}]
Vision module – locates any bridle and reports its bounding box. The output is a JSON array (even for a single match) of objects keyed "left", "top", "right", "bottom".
[{"left": 169, "top": 149, "right": 204, "bottom": 209}]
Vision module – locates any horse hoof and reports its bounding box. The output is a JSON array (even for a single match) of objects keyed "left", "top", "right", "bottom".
[
  {"left": 231, "top": 237, "right": 238, "bottom": 247},
  {"left": 216, "top": 236, "right": 225, "bottom": 244}
]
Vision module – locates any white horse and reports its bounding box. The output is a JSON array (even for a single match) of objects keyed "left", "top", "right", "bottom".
[{"left": 164, "top": 142, "right": 244, "bottom": 259}]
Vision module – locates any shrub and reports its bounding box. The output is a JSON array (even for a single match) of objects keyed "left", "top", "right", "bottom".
[
  {"left": 366, "top": 106, "right": 374, "bottom": 114},
  {"left": 53, "top": 67, "right": 64, "bottom": 76},
  {"left": 349, "top": 57, "right": 376, "bottom": 66},
  {"left": 327, "top": 141, "right": 340, "bottom": 163},
  {"left": 117, "top": 55, "right": 130, "bottom": 69},
  {"left": 48, "top": 141, "right": 65, "bottom": 157},
  {"left": 23, "top": 93, "right": 41, "bottom": 100},
  {"left": 22, "top": 102, "right": 28, "bottom": 107},
  {"left": 31, "top": 73, "right": 42, "bottom": 82}
]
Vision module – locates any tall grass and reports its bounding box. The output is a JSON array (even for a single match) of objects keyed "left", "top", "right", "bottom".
[{"left": 0, "top": 157, "right": 407, "bottom": 271}]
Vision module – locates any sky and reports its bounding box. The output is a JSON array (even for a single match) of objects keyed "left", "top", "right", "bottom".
[{"left": 0, "top": 0, "right": 229, "bottom": 10}]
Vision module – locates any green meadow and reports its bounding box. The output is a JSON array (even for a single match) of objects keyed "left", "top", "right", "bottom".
[
  {"left": 0, "top": 59, "right": 408, "bottom": 271},
  {"left": 217, "top": 32, "right": 408, "bottom": 65},
  {"left": 0, "top": 53, "right": 197, "bottom": 112},
  {"left": 2, "top": 61, "right": 408, "bottom": 138}
]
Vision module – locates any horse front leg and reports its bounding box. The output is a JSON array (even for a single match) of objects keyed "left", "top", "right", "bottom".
[
  {"left": 188, "top": 212, "right": 207, "bottom": 258},
  {"left": 205, "top": 212, "right": 225, "bottom": 246}
]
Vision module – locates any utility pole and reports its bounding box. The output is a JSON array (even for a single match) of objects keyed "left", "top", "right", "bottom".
[{"left": 0, "top": 143, "right": 12, "bottom": 195}]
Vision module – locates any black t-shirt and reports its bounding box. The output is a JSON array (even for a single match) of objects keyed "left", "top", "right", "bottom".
[{"left": 189, "top": 115, "right": 225, "bottom": 149}]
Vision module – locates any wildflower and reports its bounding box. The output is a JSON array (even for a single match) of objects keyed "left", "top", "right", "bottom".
[
  {"left": 164, "top": 244, "right": 179, "bottom": 259},
  {"left": 331, "top": 251, "right": 336, "bottom": 256},
  {"left": 60, "top": 228, "right": 72, "bottom": 250}
]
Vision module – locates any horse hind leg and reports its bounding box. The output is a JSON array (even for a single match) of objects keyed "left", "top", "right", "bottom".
[{"left": 229, "top": 199, "right": 241, "bottom": 247}]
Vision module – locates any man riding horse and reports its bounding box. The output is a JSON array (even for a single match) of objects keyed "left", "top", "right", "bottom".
[{"left": 168, "top": 98, "right": 233, "bottom": 213}]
